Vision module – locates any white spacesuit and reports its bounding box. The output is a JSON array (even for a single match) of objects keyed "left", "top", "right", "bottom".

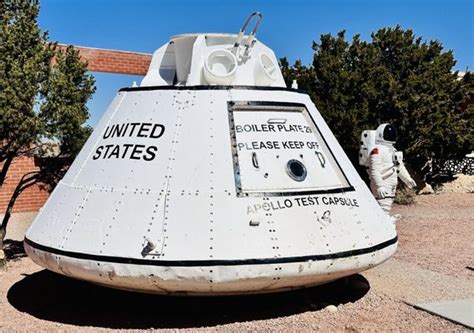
[{"left": 368, "top": 124, "right": 416, "bottom": 214}]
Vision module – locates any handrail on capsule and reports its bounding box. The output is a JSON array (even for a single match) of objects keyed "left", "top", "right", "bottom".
[{"left": 232, "top": 12, "right": 263, "bottom": 55}]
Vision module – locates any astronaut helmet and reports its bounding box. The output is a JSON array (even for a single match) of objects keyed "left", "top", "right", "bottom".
[{"left": 375, "top": 123, "right": 398, "bottom": 144}]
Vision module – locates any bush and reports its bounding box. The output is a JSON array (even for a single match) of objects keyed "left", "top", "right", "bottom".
[
  {"left": 280, "top": 27, "right": 473, "bottom": 179},
  {"left": 394, "top": 185, "right": 416, "bottom": 205}
]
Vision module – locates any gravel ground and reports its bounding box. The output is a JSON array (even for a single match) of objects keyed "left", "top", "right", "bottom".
[
  {"left": 0, "top": 193, "right": 472, "bottom": 332},
  {"left": 392, "top": 193, "right": 473, "bottom": 280}
]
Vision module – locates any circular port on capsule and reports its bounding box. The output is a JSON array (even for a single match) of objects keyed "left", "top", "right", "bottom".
[
  {"left": 254, "top": 53, "right": 278, "bottom": 86},
  {"left": 286, "top": 159, "right": 307, "bottom": 182},
  {"left": 204, "top": 49, "right": 237, "bottom": 85}
]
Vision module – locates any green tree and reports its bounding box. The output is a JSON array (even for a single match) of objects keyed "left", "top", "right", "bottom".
[
  {"left": 281, "top": 26, "right": 473, "bottom": 177},
  {"left": 0, "top": 0, "right": 52, "bottom": 185},
  {"left": 0, "top": 0, "right": 95, "bottom": 262}
]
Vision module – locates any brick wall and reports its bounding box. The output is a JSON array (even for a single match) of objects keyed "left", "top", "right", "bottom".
[
  {"left": 58, "top": 44, "right": 152, "bottom": 75},
  {"left": 0, "top": 157, "right": 49, "bottom": 213}
]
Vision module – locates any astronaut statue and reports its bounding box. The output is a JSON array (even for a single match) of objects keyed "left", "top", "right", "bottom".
[{"left": 359, "top": 124, "right": 416, "bottom": 217}]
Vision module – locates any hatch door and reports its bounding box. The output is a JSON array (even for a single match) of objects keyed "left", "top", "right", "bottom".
[{"left": 228, "top": 102, "right": 352, "bottom": 196}]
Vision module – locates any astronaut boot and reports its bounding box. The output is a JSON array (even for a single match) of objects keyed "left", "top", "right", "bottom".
[
  {"left": 377, "top": 197, "right": 394, "bottom": 214},
  {"left": 0, "top": 249, "right": 5, "bottom": 266},
  {"left": 389, "top": 214, "right": 402, "bottom": 224}
]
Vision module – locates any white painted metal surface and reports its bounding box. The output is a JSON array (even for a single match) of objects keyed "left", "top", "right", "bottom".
[
  {"left": 25, "top": 13, "right": 397, "bottom": 295},
  {"left": 141, "top": 13, "right": 284, "bottom": 87}
]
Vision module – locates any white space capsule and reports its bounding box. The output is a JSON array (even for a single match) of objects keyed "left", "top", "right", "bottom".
[{"left": 25, "top": 13, "right": 397, "bottom": 295}]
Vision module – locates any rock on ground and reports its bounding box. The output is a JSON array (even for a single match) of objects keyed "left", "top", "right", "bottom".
[{"left": 438, "top": 174, "right": 474, "bottom": 193}]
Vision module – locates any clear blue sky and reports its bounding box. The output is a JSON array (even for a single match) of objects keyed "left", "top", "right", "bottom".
[{"left": 38, "top": 0, "right": 473, "bottom": 127}]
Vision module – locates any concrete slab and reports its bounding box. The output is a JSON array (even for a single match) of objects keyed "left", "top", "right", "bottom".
[
  {"left": 414, "top": 299, "right": 474, "bottom": 329},
  {"left": 363, "top": 258, "right": 474, "bottom": 304}
]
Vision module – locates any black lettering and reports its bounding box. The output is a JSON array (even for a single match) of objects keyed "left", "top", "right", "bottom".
[
  {"left": 122, "top": 123, "right": 130, "bottom": 136},
  {"left": 108, "top": 145, "right": 120, "bottom": 159},
  {"left": 150, "top": 124, "right": 165, "bottom": 138},
  {"left": 103, "top": 126, "right": 113, "bottom": 139},
  {"left": 138, "top": 123, "right": 152, "bottom": 138},
  {"left": 112, "top": 123, "right": 127, "bottom": 137},
  {"left": 144, "top": 146, "right": 158, "bottom": 161},
  {"left": 300, "top": 197, "right": 309, "bottom": 206},
  {"left": 236, "top": 125, "right": 243, "bottom": 133},
  {"left": 93, "top": 146, "right": 104, "bottom": 159},
  {"left": 130, "top": 144, "right": 145, "bottom": 159},
  {"left": 121, "top": 144, "right": 133, "bottom": 158},
  {"left": 129, "top": 123, "right": 140, "bottom": 137},
  {"left": 103, "top": 144, "right": 114, "bottom": 157}
]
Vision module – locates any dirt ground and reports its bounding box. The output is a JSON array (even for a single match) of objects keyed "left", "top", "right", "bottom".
[{"left": 0, "top": 193, "right": 472, "bottom": 332}]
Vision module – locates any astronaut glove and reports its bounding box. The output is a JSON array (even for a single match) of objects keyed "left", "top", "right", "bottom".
[
  {"left": 407, "top": 179, "right": 417, "bottom": 189},
  {"left": 377, "top": 187, "right": 388, "bottom": 199}
]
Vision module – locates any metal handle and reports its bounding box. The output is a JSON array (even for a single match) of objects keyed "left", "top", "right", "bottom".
[
  {"left": 316, "top": 151, "right": 326, "bottom": 168},
  {"left": 233, "top": 12, "right": 263, "bottom": 54},
  {"left": 267, "top": 118, "right": 287, "bottom": 124},
  {"left": 252, "top": 152, "right": 260, "bottom": 169}
]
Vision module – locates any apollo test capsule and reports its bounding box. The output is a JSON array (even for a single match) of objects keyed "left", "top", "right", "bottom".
[{"left": 24, "top": 13, "right": 397, "bottom": 295}]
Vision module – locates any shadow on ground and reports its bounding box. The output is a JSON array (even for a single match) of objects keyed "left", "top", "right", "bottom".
[
  {"left": 3, "top": 240, "right": 26, "bottom": 261},
  {"left": 8, "top": 270, "right": 369, "bottom": 329}
]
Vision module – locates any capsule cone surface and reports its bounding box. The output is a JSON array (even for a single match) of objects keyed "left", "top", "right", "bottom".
[{"left": 25, "top": 29, "right": 397, "bottom": 295}]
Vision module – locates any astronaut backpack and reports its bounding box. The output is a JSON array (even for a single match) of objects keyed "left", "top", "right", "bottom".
[
  {"left": 359, "top": 128, "right": 405, "bottom": 168},
  {"left": 359, "top": 130, "right": 376, "bottom": 167}
]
